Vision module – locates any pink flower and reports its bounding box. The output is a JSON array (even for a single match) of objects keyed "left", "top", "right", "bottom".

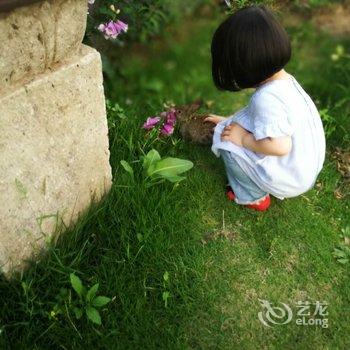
[
  {"left": 143, "top": 117, "right": 161, "bottom": 130},
  {"left": 161, "top": 123, "right": 174, "bottom": 136},
  {"left": 98, "top": 20, "right": 128, "bottom": 40},
  {"left": 88, "top": 0, "right": 95, "bottom": 4},
  {"left": 114, "top": 20, "right": 128, "bottom": 33},
  {"left": 166, "top": 109, "right": 177, "bottom": 124},
  {"left": 142, "top": 108, "right": 177, "bottom": 136}
]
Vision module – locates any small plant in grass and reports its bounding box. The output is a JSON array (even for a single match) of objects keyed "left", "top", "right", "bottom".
[
  {"left": 333, "top": 226, "right": 350, "bottom": 265},
  {"left": 162, "top": 271, "right": 171, "bottom": 308},
  {"left": 319, "top": 108, "right": 337, "bottom": 139},
  {"left": 70, "top": 273, "right": 111, "bottom": 325},
  {"left": 120, "top": 149, "right": 194, "bottom": 186},
  {"left": 106, "top": 100, "right": 127, "bottom": 130}
]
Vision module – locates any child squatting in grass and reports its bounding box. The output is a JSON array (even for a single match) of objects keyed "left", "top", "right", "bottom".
[{"left": 205, "top": 5, "right": 326, "bottom": 211}]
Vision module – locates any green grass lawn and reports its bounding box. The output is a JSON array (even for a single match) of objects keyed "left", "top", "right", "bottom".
[{"left": 1, "top": 12, "right": 349, "bottom": 350}]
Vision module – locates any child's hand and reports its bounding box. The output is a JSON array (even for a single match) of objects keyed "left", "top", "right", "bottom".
[
  {"left": 221, "top": 123, "right": 251, "bottom": 146},
  {"left": 204, "top": 114, "right": 228, "bottom": 125}
]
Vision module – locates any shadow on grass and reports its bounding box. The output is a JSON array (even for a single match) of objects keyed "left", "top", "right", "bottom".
[{"left": 0, "top": 170, "right": 230, "bottom": 348}]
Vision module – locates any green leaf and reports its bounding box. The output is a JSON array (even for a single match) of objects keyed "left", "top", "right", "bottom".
[
  {"left": 341, "top": 226, "right": 350, "bottom": 237},
  {"left": 162, "top": 291, "right": 170, "bottom": 307},
  {"left": 143, "top": 149, "right": 161, "bottom": 171},
  {"left": 73, "top": 307, "right": 83, "bottom": 319},
  {"left": 120, "top": 160, "right": 134, "bottom": 178},
  {"left": 147, "top": 157, "right": 193, "bottom": 178},
  {"left": 86, "top": 306, "right": 101, "bottom": 325},
  {"left": 70, "top": 273, "right": 83, "bottom": 298},
  {"left": 333, "top": 248, "right": 346, "bottom": 258},
  {"left": 92, "top": 296, "right": 111, "bottom": 308},
  {"left": 86, "top": 283, "right": 99, "bottom": 302},
  {"left": 162, "top": 291, "right": 170, "bottom": 300},
  {"left": 158, "top": 174, "right": 186, "bottom": 183},
  {"left": 163, "top": 271, "right": 169, "bottom": 282},
  {"left": 337, "top": 258, "right": 349, "bottom": 265}
]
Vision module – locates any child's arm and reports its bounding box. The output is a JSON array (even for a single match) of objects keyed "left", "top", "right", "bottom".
[
  {"left": 242, "top": 133, "right": 292, "bottom": 156},
  {"left": 204, "top": 114, "right": 228, "bottom": 124},
  {"left": 221, "top": 124, "right": 292, "bottom": 156}
]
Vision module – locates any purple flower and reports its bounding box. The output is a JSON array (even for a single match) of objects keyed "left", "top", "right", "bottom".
[
  {"left": 114, "top": 20, "right": 128, "bottom": 33},
  {"left": 143, "top": 117, "right": 161, "bottom": 130},
  {"left": 161, "top": 123, "right": 174, "bottom": 136},
  {"left": 143, "top": 108, "right": 177, "bottom": 136},
  {"left": 166, "top": 109, "right": 177, "bottom": 125},
  {"left": 98, "top": 20, "right": 128, "bottom": 40}
]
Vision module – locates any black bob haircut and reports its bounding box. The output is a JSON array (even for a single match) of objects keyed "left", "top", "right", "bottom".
[{"left": 211, "top": 5, "right": 291, "bottom": 91}]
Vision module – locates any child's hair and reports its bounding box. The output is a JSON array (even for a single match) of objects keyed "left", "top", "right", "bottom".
[{"left": 211, "top": 5, "right": 291, "bottom": 91}]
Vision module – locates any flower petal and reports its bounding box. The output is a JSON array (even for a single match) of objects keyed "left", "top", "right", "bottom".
[
  {"left": 161, "top": 123, "right": 174, "bottom": 135},
  {"left": 143, "top": 117, "right": 161, "bottom": 130}
]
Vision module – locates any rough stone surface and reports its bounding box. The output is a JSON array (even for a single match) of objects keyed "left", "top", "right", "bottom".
[
  {"left": 0, "top": 45, "right": 112, "bottom": 274},
  {"left": 0, "top": 0, "right": 87, "bottom": 94}
]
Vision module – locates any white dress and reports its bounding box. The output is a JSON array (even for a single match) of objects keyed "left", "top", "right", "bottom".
[{"left": 211, "top": 76, "right": 326, "bottom": 199}]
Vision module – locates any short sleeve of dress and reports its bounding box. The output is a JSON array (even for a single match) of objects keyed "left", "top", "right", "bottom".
[{"left": 250, "top": 90, "right": 294, "bottom": 141}]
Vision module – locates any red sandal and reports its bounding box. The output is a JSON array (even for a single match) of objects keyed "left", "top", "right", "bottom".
[{"left": 225, "top": 185, "right": 271, "bottom": 212}]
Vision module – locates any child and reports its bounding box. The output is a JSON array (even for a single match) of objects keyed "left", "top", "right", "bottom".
[{"left": 205, "top": 5, "right": 326, "bottom": 211}]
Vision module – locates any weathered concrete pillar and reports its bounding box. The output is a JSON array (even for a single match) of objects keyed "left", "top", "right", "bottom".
[{"left": 0, "top": 0, "right": 112, "bottom": 274}]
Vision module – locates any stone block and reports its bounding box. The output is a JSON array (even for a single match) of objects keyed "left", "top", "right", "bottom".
[
  {"left": 0, "top": 45, "right": 112, "bottom": 274},
  {"left": 0, "top": 0, "right": 87, "bottom": 94}
]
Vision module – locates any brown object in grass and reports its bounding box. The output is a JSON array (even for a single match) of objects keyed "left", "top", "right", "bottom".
[
  {"left": 175, "top": 100, "right": 216, "bottom": 145},
  {"left": 332, "top": 147, "right": 350, "bottom": 179}
]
